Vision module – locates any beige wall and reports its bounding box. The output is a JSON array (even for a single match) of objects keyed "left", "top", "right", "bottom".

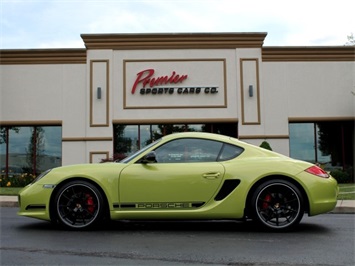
[{"left": 1, "top": 33, "right": 354, "bottom": 164}]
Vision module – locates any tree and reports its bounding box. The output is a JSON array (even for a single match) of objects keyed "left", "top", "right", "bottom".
[
  {"left": 345, "top": 33, "right": 355, "bottom": 46},
  {"left": 0, "top": 127, "right": 19, "bottom": 144},
  {"left": 26, "top": 127, "right": 45, "bottom": 174},
  {"left": 317, "top": 122, "right": 354, "bottom": 169},
  {"left": 113, "top": 125, "right": 132, "bottom": 156}
]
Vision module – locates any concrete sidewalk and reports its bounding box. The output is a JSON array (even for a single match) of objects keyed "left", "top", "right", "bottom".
[
  {"left": 332, "top": 200, "right": 355, "bottom": 214},
  {"left": 0, "top": 195, "right": 354, "bottom": 213},
  {"left": 0, "top": 196, "right": 19, "bottom": 208}
]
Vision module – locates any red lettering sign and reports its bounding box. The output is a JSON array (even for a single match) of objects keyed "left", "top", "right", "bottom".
[{"left": 131, "top": 69, "right": 188, "bottom": 94}]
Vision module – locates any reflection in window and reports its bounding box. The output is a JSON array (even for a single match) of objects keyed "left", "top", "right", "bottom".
[
  {"left": 290, "top": 123, "right": 332, "bottom": 164},
  {"left": 140, "top": 125, "right": 161, "bottom": 147},
  {"left": 289, "top": 122, "right": 353, "bottom": 173},
  {"left": 0, "top": 126, "right": 62, "bottom": 177},
  {"left": 218, "top": 144, "right": 244, "bottom": 161},
  {"left": 289, "top": 123, "right": 317, "bottom": 163},
  {"left": 113, "top": 125, "right": 138, "bottom": 160},
  {"left": 113, "top": 123, "right": 238, "bottom": 160},
  {"left": 155, "top": 138, "right": 223, "bottom": 163}
]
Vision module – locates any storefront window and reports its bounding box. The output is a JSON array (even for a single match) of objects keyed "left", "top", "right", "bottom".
[
  {"left": 113, "top": 123, "right": 238, "bottom": 160},
  {"left": 0, "top": 126, "right": 62, "bottom": 178},
  {"left": 0, "top": 127, "right": 9, "bottom": 176},
  {"left": 140, "top": 125, "right": 157, "bottom": 147},
  {"left": 289, "top": 121, "right": 353, "bottom": 173},
  {"left": 113, "top": 125, "right": 139, "bottom": 161},
  {"left": 188, "top": 124, "right": 203, "bottom": 132}
]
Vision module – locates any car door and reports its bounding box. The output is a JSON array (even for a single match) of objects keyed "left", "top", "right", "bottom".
[{"left": 119, "top": 138, "right": 225, "bottom": 208}]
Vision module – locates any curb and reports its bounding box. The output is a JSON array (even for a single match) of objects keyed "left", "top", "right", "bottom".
[
  {"left": 332, "top": 200, "right": 355, "bottom": 214},
  {"left": 1, "top": 202, "right": 18, "bottom": 207},
  {"left": 1, "top": 196, "right": 354, "bottom": 214},
  {"left": 330, "top": 207, "right": 355, "bottom": 214},
  {"left": 0, "top": 196, "right": 18, "bottom": 208}
]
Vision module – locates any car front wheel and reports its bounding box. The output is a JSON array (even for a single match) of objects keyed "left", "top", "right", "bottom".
[
  {"left": 53, "top": 180, "right": 104, "bottom": 230},
  {"left": 250, "top": 179, "right": 304, "bottom": 231}
]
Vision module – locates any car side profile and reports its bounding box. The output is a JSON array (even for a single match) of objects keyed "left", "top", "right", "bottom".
[{"left": 18, "top": 132, "right": 338, "bottom": 231}]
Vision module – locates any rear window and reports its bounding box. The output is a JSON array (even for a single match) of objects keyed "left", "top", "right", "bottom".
[{"left": 218, "top": 143, "right": 244, "bottom": 161}]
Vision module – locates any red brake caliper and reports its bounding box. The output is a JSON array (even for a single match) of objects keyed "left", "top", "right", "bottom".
[
  {"left": 263, "top": 194, "right": 271, "bottom": 209},
  {"left": 86, "top": 194, "right": 95, "bottom": 213}
]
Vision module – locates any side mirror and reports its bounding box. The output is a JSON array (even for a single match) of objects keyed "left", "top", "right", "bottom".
[{"left": 141, "top": 151, "right": 157, "bottom": 164}]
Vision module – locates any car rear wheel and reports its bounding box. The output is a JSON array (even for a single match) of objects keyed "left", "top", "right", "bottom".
[
  {"left": 250, "top": 179, "right": 304, "bottom": 231},
  {"left": 53, "top": 180, "right": 104, "bottom": 230}
]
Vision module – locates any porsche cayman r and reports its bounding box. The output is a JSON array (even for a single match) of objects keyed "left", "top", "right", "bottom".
[{"left": 18, "top": 132, "right": 338, "bottom": 231}]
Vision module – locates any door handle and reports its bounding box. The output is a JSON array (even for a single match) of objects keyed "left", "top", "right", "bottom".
[{"left": 203, "top": 172, "right": 221, "bottom": 179}]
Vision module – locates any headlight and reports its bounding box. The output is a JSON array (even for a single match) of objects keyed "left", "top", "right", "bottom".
[{"left": 32, "top": 169, "right": 52, "bottom": 184}]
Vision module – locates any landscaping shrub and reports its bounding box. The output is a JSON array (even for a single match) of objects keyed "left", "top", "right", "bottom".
[
  {"left": 0, "top": 173, "right": 36, "bottom": 187},
  {"left": 330, "top": 169, "right": 352, "bottom": 183},
  {"left": 260, "top": 141, "right": 272, "bottom": 151}
]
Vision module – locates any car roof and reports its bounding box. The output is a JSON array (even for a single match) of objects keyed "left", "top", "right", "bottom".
[
  {"left": 162, "top": 132, "right": 236, "bottom": 143},
  {"left": 160, "top": 132, "right": 281, "bottom": 158}
]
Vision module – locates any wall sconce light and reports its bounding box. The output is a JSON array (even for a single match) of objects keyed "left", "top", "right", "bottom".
[
  {"left": 248, "top": 85, "right": 253, "bottom": 97},
  {"left": 97, "top": 87, "right": 102, "bottom": 99}
]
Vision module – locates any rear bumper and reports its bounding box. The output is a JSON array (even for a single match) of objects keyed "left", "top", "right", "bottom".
[{"left": 304, "top": 175, "right": 339, "bottom": 216}]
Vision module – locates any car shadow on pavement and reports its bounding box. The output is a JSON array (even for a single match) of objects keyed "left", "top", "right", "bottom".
[{"left": 17, "top": 218, "right": 331, "bottom": 234}]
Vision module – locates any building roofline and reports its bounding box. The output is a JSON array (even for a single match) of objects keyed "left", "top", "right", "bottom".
[
  {"left": 0, "top": 49, "right": 86, "bottom": 64},
  {"left": 1, "top": 33, "right": 354, "bottom": 64},
  {"left": 80, "top": 32, "right": 268, "bottom": 49},
  {"left": 262, "top": 46, "right": 355, "bottom": 61}
]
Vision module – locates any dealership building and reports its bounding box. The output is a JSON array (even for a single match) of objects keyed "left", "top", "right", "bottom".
[{"left": 0, "top": 33, "right": 354, "bottom": 177}]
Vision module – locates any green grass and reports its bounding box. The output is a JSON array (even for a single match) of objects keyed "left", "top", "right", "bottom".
[
  {"left": 1, "top": 184, "right": 354, "bottom": 200},
  {"left": 338, "top": 184, "right": 355, "bottom": 200},
  {"left": 0, "top": 187, "right": 22, "bottom": 195}
]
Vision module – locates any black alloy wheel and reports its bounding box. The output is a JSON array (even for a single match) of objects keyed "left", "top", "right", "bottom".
[
  {"left": 251, "top": 179, "right": 304, "bottom": 231},
  {"left": 54, "top": 180, "right": 104, "bottom": 229}
]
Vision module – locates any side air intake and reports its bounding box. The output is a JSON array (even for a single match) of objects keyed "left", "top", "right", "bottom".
[{"left": 214, "top": 179, "right": 241, "bottom": 201}]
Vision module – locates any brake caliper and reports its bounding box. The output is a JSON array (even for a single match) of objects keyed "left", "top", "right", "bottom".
[
  {"left": 263, "top": 194, "right": 271, "bottom": 209},
  {"left": 86, "top": 194, "right": 95, "bottom": 214}
]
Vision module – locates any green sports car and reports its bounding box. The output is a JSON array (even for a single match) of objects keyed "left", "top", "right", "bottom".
[{"left": 18, "top": 132, "right": 338, "bottom": 231}]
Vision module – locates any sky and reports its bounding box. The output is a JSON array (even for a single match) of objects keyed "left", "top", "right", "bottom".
[{"left": 0, "top": 0, "right": 354, "bottom": 49}]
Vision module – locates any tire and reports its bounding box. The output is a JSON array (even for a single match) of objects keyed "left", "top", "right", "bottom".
[
  {"left": 250, "top": 179, "right": 304, "bottom": 231},
  {"left": 53, "top": 180, "right": 105, "bottom": 230}
]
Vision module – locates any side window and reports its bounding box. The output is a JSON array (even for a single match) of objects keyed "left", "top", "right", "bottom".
[
  {"left": 155, "top": 138, "right": 223, "bottom": 163},
  {"left": 218, "top": 144, "right": 244, "bottom": 161}
]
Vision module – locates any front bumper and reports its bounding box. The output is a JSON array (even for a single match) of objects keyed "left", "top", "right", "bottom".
[{"left": 17, "top": 183, "right": 54, "bottom": 221}]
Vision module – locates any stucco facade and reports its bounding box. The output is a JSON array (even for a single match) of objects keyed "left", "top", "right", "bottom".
[{"left": 0, "top": 33, "right": 354, "bottom": 169}]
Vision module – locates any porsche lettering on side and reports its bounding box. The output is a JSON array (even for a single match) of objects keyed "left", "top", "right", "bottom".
[{"left": 18, "top": 132, "right": 338, "bottom": 231}]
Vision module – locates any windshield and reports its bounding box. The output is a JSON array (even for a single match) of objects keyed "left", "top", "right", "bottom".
[{"left": 119, "top": 138, "right": 162, "bottom": 163}]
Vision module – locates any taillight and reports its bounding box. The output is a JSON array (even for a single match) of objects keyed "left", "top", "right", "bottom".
[{"left": 305, "top": 165, "right": 329, "bottom": 178}]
